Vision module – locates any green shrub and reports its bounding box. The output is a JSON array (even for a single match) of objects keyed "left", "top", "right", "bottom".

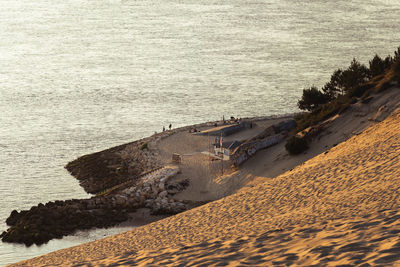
[
  {"left": 348, "top": 83, "right": 374, "bottom": 98},
  {"left": 339, "top": 59, "right": 370, "bottom": 94},
  {"left": 320, "top": 59, "right": 369, "bottom": 97},
  {"left": 369, "top": 54, "right": 386, "bottom": 77},
  {"left": 298, "top": 86, "right": 331, "bottom": 112},
  {"left": 295, "top": 94, "right": 353, "bottom": 132},
  {"left": 285, "top": 136, "right": 309, "bottom": 155},
  {"left": 375, "top": 58, "right": 400, "bottom": 92},
  {"left": 293, "top": 47, "right": 400, "bottom": 151},
  {"left": 394, "top": 47, "right": 400, "bottom": 62},
  {"left": 392, "top": 58, "right": 400, "bottom": 84}
]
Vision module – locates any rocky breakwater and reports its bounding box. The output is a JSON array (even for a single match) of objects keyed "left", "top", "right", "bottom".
[
  {"left": 119, "top": 165, "right": 189, "bottom": 215},
  {"left": 0, "top": 166, "right": 189, "bottom": 246},
  {"left": 0, "top": 198, "right": 130, "bottom": 246}
]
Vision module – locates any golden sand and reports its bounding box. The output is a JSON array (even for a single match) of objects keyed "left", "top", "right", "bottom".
[{"left": 12, "top": 102, "right": 400, "bottom": 266}]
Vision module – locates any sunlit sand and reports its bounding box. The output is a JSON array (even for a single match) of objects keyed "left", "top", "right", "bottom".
[{"left": 11, "top": 87, "right": 400, "bottom": 266}]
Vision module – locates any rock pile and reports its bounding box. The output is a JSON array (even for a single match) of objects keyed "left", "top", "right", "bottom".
[
  {"left": 1, "top": 166, "right": 189, "bottom": 246},
  {"left": 118, "top": 166, "right": 189, "bottom": 215},
  {"left": 0, "top": 199, "right": 130, "bottom": 246},
  {"left": 118, "top": 142, "right": 161, "bottom": 176}
]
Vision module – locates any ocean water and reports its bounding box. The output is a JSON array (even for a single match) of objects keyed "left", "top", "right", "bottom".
[{"left": 0, "top": 0, "right": 399, "bottom": 264}]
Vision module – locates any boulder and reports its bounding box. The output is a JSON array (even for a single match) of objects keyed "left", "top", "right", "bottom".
[
  {"left": 161, "top": 198, "right": 168, "bottom": 205},
  {"left": 159, "top": 182, "right": 165, "bottom": 191},
  {"left": 115, "top": 195, "right": 127, "bottom": 206},
  {"left": 158, "top": 191, "right": 168, "bottom": 198}
]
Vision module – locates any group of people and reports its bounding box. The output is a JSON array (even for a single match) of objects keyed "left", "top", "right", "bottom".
[
  {"left": 162, "top": 115, "right": 240, "bottom": 133},
  {"left": 223, "top": 115, "right": 240, "bottom": 124},
  {"left": 162, "top": 124, "right": 172, "bottom": 132}
]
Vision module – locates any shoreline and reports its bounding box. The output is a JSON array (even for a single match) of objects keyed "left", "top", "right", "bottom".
[
  {"left": 1, "top": 112, "right": 299, "bottom": 247},
  {"left": 65, "top": 112, "right": 300, "bottom": 194},
  {"left": 11, "top": 101, "right": 400, "bottom": 266},
  {"left": 5, "top": 82, "right": 400, "bottom": 265}
]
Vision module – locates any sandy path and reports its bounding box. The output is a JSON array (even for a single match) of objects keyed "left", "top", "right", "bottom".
[{"left": 13, "top": 106, "right": 400, "bottom": 266}]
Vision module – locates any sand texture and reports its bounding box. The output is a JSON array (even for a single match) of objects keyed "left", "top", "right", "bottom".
[
  {"left": 12, "top": 102, "right": 400, "bottom": 266},
  {"left": 84, "top": 209, "right": 400, "bottom": 266}
]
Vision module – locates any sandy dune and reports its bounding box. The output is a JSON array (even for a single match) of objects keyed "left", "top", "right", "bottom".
[
  {"left": 13, "top": 99, "right": 400, "bottom": 266},
  {"left": 84, "top": 209, "right": 400, "bottom": 266}
]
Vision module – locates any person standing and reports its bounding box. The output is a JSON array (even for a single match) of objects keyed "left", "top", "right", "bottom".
[{"left": 169, "top": 124, "right": 172, "bottom": 130}]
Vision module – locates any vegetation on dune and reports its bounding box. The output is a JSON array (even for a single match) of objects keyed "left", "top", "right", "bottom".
[
  {"left": 286, "top": 47, "right": 400, "bottom": 154},
  {"left": 297, "top": 86, "right": 331, "bottom": 112},
  {"left": 285, "top": 136, "right": 309, "bottom": 155}
]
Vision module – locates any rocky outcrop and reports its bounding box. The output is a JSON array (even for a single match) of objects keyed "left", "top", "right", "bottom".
[{"left": 1, "top": 166, "right": 190, "bottom": 246}]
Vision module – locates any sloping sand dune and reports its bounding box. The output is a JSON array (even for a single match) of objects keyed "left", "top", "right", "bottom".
[
  {"left": 13, "top": 106, "right": 400, "bottom": 266},
  {"left": 85, "top": 209, "right": 400, "bottom": 266}
]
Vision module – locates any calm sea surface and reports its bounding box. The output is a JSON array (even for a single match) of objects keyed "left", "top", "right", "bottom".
[{"left": 0, "top": 0, "right": 399, "bottom": 264}]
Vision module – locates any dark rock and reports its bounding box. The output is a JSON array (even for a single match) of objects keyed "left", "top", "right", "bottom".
[
  {"left": 1, "top": 197, "right": 134, "bottom": 246},
  {"left": 6, "top": 210, "right": 20, "bottom": 226}
]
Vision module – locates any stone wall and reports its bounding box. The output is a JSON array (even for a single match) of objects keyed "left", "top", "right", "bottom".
[
  {"left": 232, "top": 134, "right": 283, "bottom": 166},
  {"left": 230, "top": 119, "right": 296, "bottom": 166}
]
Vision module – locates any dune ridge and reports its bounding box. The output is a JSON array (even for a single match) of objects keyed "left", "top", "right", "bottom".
[{"left": 12, "top": 105, "right": 400, "bottom": 266}]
